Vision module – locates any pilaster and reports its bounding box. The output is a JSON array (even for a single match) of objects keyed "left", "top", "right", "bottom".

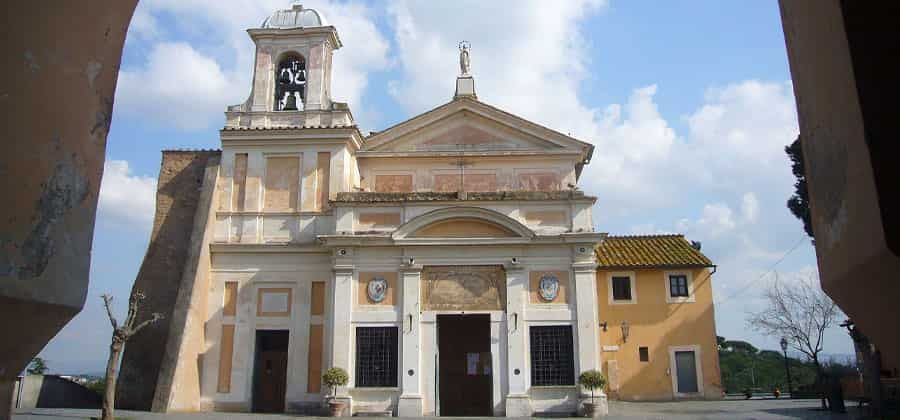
[
  {"left": 330, "top": 265, "right": 354, "bottom": 396},
  {"left": 398, "top": 264, "right": 424, "bottom": 416},
  {"left": 572, "top": 261, "right": 608, "bottom": 416},
  {"left": 504, "top": 265, "right": 532, "bottom": 417}
]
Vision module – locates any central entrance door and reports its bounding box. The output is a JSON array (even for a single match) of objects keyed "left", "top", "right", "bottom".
[
  {"left": 252, "top": 330, "right": 289, "bottom": 413},
  {"left": 437, "top": 314, "right": 492, "bottom": 416}
]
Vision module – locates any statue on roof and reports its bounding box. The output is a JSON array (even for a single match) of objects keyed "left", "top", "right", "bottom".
[{"left": 459, "top": 41, "right": 471, "bottom": 76}]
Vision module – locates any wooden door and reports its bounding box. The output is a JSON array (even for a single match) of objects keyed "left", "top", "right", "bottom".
[
  {"left": 253, "top": 330, "right": 289, "bottom": 413},
  {"left": 437, "top": 314, "right": 492, "bottom": 416}
]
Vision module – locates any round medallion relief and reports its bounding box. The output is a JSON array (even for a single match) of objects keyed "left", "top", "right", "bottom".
[
  {"left": 367, "top": 276, "right": 388, "bottom": 303},
  {"left": 538, "top": 274, "right": 560, "bottom": 302}
]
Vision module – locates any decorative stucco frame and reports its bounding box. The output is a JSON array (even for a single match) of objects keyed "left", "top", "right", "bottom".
[
  {"left": 663, "top": 270, "right": 695, "bottom": 303},
  {"left": 392, "top": 206, "right": 535, "bottom": 241},
  {"left": 607, "top": 271, "right": 637, "bottom": 305}
]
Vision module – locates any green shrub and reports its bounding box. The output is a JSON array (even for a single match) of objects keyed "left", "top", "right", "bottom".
[
  {"left": 322, "top": 367, "right": 349, "bottom": 396},
  {"left": 578, "top": 370, "right": 606, "bottom": 402}
]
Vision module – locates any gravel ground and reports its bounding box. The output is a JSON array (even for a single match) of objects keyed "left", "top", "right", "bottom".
[{"left": 13, "top": 399, "right": 868, "bottom": 420}]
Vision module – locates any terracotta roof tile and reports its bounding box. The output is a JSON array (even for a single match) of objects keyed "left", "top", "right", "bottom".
[{"left": 596, "top": 234, "right": 713, "bottom": 269}]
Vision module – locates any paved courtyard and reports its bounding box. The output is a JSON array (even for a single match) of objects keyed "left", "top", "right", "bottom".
[{"left": 13, "top": 400, "right": 868, "bottom": 420}]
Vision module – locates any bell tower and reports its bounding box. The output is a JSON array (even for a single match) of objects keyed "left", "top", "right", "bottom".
[{"left": 235, "top": 4, "right": 342, "bottom": 116}]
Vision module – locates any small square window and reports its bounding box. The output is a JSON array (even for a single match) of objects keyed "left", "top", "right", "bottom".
[
  {"left": 639, "top": 346, "right": 649, "bottom": 362},
  {"left": 612, "top": 276, "right": 632, "bottom": 301},
  {"left": 669, "top": 275, "right": 689, "bottom": 298}
]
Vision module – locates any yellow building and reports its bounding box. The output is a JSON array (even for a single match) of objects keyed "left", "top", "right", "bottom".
[{"left": 596, "top": 235, "right": 723, "bottom": 401}]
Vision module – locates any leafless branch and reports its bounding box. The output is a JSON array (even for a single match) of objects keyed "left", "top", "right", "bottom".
[
  {"left": 746, "top": 273, "right": 841, "bottom": 368},
  {"left": 125, "top": 290, "right": 145, "bottom": 331},
  {"left": 129, "top": 313, "right": 164, "bottom": 336},
  {"left": 101, "top": 294, "right": 118, "bottom": 330}
]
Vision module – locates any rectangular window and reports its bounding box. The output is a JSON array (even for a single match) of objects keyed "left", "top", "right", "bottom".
[
  {"left": 669, "top": 275, "right": 689, "bottom": 297},
  {"left": 639, "top": 346, "right": 649, "bottom": 362},
  {"left": 611, "top": 276, "right": 632, "bottom": 301},
  {"left": 355, "top": 327, "right": 398, "bottom": 387},
  {"left": 530, "top": 325, "right": 575, "bottom": 386}
]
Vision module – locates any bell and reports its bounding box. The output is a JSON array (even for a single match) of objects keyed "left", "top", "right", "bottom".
[
  {"left": 283, "top": 91, "right": 298, "bottom": 111},
  {"left": 279, "top": 68, "right": 292, "bottom": 85}
]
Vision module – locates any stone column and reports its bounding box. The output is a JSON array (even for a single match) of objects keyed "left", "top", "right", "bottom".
[
  {"left": 572, "top": 262, "right": 608, "bottom": 416},
  {"left": 398, "top": 265, "right": 423, "bottom": 416},
  {"left": 329, "top": 266, "right": 354, "bottom": 413},
  {"left": 504, "top": 265, "right": 532, "bottom": 417}
]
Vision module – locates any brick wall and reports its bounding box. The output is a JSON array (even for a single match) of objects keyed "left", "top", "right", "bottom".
[{"left": 116, "top": 150, "right": 220, "bottom": 410}]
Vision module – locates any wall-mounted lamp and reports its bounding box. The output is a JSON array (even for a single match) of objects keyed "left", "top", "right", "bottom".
[
  {"left": 599, "top": 321, "right": 608, "bottom": 332},
  {"left": 620, "top": 320, "right": 630, "bottom": 343}
]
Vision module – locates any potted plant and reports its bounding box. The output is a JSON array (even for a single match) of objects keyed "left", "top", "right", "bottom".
[
  {"left": 578, "top": 370, "right": 606, "bottom": 418},
  {"left": 323, "top": 367, "right": 349, "bottom": 417}
]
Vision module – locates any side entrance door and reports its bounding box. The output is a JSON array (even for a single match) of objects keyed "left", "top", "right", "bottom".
[
  {"left": 437, "top": 314, "right": 492, "bottom": 416},
  {"left": 674, "top": 349, "right": 700, "bottom": 395},
  {"left": 252, "top": 330, "right": 289, "bottom": 413}
]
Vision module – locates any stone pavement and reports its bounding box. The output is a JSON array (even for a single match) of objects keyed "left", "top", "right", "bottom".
[{"left": 12, "top": 400, "right": 867, "bottom": 420}]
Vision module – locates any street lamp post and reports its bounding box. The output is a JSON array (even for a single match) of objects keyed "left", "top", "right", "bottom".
[{"left": 780, "top": 337, "right": 794, "bottom": 398}]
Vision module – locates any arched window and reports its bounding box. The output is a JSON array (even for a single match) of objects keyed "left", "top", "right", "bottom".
[{"left": 274, "top": 53, "right": 306, "bottom": 111}]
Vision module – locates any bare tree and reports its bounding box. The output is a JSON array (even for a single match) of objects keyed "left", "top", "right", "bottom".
[
  {"left": 747, "top": 273, "right": 841, "bottom": 407},
  {"left": 100, "top": 291, "right": 163, "bottom": 420}
]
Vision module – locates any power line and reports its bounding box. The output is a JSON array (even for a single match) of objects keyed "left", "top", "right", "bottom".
[{"left": 715, "top": 235, "right": 808, "bottom": 305}]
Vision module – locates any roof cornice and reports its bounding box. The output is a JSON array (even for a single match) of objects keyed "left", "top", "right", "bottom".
[
  {"left": 220, "top": 127, "right": 363, "bottom": 149},
  {"left": 247, "top": 26, "right": 342, "bottom": 49}
]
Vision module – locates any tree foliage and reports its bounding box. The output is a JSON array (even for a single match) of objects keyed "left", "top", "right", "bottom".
[
  {"left": 322, "top": 367, "right": 349, "bottom": 397},
  {"left": 27, "top": 357, "right": 48, "bottom": 375},
  {"left": 786, "top": 136, "right": 814, "bottom": 239},
  {"left": 578, "top": 370, "right": 606, "bottom": 402},
  {"left": 718, "top": 336, "right": 818, "bottom": 393}
]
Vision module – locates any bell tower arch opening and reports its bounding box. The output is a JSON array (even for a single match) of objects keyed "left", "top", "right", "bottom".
[{"left": 275, "top": 52, "right": 306, "bottom": 111}]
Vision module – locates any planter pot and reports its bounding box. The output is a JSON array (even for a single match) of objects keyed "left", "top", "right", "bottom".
[
  {"left": 328, "top": 400, "right": 347, "bottom": 417},
  {"left": 583, "top": 402, "right": 601, "bottom": 418}
]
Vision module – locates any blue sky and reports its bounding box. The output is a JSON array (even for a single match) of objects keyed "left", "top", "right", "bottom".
[{"left": 38, "top": 0, "right": 853, "bottom": 374}]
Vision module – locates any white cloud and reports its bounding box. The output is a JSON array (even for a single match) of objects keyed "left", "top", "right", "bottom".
[
  {"left": 117, "top": 0, "right": 390, "bottom": 130},
  {"left": 98, "top": 160, "right": 157, "bottom": 228},
  {"left": 685, "top": 80, "right": 799, "bottom": 186},
  {"left": 696, "top": 203, "right": 737, "bottom": 237},
  {"left": 386, "top": 0, "right": 605, "bottom": 133},
  {"left": 117, "top": 42, "right": 233, "bottom": 129},
  {"left": 741, "top": 192, "right": 759, "bottom": 223}
]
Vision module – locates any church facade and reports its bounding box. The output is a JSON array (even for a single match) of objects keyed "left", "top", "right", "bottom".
[{"left": 117, "top": 5, "right": 722, "bottom": 416}]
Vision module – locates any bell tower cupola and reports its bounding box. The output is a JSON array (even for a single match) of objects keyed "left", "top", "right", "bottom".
[{"left": 226, "top": 3, "right": 353, "bottom": 129}]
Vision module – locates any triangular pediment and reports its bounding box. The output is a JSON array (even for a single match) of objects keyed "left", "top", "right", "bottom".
[{"left": 363, "top": 98, "right": 593, "bottom": 158}]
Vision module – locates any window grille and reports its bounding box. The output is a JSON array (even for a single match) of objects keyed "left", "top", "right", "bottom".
[
  {"left": 669, "top": 275, "right": 689, "bottom": 297},
  {"left": 612, "top": 276, "right": 632, "bottom": 301},
  {"left": 355, "top": 327, "right": 398, "bottom": 387},
  {"left": 529, "top": 325, "right": 575, "bottom": 386}
]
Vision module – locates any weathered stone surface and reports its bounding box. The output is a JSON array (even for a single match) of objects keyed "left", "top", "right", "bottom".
[
  {"left": 334, "top": 190, "right": 593, "bottom": 203},
  {"left": 0, "top": 2, "right": 136, "bottom": 418},
  {"left": 116, "top": 151, "right": 221, "bottom": 411},
  {"left": 421, "top": 265, "right": 506, "bottom": 311}
]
